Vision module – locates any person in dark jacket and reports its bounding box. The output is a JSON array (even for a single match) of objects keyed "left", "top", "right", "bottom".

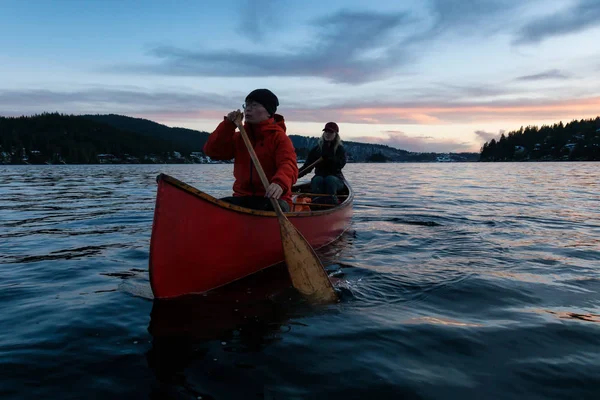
[
  {"left": 298, "top": 122, "right": 346, "bottom": 202},
  {"left": 203, "top": 89, "right": 298, "bottom": 211}
]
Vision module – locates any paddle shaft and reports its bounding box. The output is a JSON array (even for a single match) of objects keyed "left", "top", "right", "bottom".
[
  {"left": 235, "top": 123, "right": 284, "bottom": 216},
  {"left": 234, "top": 118, "right": 338, "bottom": 303},
  {"left": 298, "top": 157, "right": 323, "bottom": 176}
]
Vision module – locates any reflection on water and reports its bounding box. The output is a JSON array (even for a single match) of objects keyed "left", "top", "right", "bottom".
[
  {"left": 148, "top": 265, "right": 295, "bottom": 343},
  {"left": 1, "top": 163, "right": 599, "bottom": 399},
  {"left": 146, "top": 265, "right": 296, "bottom": 398}
]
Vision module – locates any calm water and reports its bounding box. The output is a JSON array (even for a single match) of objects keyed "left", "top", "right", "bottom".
[{"left": 1, "top": 162, "right": 599, "bottom": 399}]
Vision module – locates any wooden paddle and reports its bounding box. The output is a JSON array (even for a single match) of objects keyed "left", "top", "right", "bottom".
[
  {"left": 298, "top": 157, "right": 323, "bottom": 178},
  {"left": 233, "top": 117, "right": 338, "bottom": 304}
]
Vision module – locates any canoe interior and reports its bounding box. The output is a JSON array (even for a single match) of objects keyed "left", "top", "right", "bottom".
[
  {"left": 156, "top": 173, "right": 353, "bottom": 217},
  {"left": 291, "top": 181, "right": 350, "bottom": 196},
  {"left": 290, "top": 179, "right": 350, "bottom": 212}
]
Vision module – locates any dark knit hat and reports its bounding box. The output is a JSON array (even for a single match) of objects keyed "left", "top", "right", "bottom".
[{"left": 245, "top": 89, "right": 279, "bottom": 116}]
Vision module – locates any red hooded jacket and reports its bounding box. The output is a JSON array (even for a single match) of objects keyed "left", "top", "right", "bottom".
[{"left": 203, "top": 114, "right": 298, "bottom": 207}]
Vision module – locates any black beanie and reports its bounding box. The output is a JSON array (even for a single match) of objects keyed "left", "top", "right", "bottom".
[{"left": 245, "top": 89, "right": 279, "bottom": 116}]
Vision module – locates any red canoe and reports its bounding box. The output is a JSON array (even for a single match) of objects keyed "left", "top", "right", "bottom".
[{"left": 149, "top": 173, "right": 354, "bottom": 299}]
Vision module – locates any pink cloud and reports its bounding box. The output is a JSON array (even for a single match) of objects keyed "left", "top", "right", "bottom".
[
  {"left": 141, "top": 96, "right": 600, "bottom": 127},
  {"left": 474, "top": 129, "right": 504, "bottom": 142},
  {"left": 3, "top": 88, "right": 598, "bottom": 134},
  {"left": 328, "top": 97, "right": 600, "bottom": 125},
  {"left": 352, "top": 130, "right": 476, "bottom": 153}
]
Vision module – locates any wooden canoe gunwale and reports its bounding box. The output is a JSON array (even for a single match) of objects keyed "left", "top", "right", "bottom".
[
  {"left": 157, "top": 173, "right": 354, "bottom": 217},
  {"left": 149, "top": 173, "right": 355, "bottom": 299}
]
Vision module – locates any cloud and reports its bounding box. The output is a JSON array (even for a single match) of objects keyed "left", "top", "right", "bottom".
[
  {"left": 109, "top": 1, "right": 524, "bottom": 84},
  {"left": 351, "top": 130, "right": 475, "bottom": 153},
  {"left": 319, "top": 96, "right": 600, "bottom": 124},
  {"left": 120, "top": 10, "right": 412, "bottom": 84},
  {"left": 475, "top": 129, "right": 503, "bottom": 142},
  {"left": 237, "top": 0, "right": 280, "bottom": 41},
  {"left": 106, "top": 1, "right": 548, "bottom": 84},
  {"left": 0, "top": 88, "right": 235, "bottom": 116},
  {"left": 514, "top": 0, "right": 600, "bottom": 45},
  {"left": 2, "top": 87, "right": 599, "bottom": 129},
  {"left": 430, "top": 83, "right": 512, "bottom": 100},
  {"left": 516, "top": 69, "right": 571, "bottom": 81},
  {"left": 423, "top": 0, "right": 520, "bottom": 37}
]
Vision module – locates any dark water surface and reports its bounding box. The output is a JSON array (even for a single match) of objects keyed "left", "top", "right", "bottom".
[{"left": 1, "top": 163, "right": 599, "bottom": 399}]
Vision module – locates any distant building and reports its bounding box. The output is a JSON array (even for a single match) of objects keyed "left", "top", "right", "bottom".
[
  {"left": 97, "top": 154, "right": 117, "bottom": 163},
  {"left": 190, "top": 152, "right": 208, "bottom": 163},
  {"left": 563, "top": 143, "right": 577, "bottom": 152},
  {"left": 124, "top": 155, "right": 140, "bottom": 163}
]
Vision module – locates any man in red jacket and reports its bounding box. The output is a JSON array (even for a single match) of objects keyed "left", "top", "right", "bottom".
[{"left": 203, "top": 89, "right": 298, "bottom": 211}]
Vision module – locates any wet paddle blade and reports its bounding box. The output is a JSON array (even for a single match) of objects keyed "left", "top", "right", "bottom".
[
  {"left": 235, "top": 121, "right": 337, "bottom": 303},
  {"left": 277, "top": 215, "right": 338, "bottom": 303}
]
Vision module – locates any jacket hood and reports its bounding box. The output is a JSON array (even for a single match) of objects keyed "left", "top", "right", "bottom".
[
  {"left": 244, "top": 114, "right": 286, "bottom": 139},
  {"left": 272, "top": 113, "right": 286, "bottom": 132}
]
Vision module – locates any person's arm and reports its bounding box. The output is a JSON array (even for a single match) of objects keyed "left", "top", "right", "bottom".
[
  {"left": 298, "top": 147, "right": 319, "bottom": 178},
  {"left": 203, "top": 117, "right": 237, "bottom": 160},
  {"left": 333, "top": 145, "right": 347, "bottom": 169},
  {"left": 270, "top": 134, "right": 299, "bottom": 194}
]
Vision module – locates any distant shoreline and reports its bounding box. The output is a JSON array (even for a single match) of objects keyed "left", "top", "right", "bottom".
[
  {"left": 1, "top": 113, "right": 480, "bottom": 164},
  {"left": 4, "top": 159, "right": 598, "bottom": 166}
]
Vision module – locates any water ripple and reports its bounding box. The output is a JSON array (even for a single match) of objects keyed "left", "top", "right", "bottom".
[{"left": 1, "top": 163, "right": 599, "bottom": 399}]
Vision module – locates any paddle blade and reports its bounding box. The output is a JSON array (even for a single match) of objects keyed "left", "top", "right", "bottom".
[{"left": 277, "top": 216, "right": 338, "bottom": 303}]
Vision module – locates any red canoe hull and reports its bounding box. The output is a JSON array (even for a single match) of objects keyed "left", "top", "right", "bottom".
[{"left": 149, "top": 174, "right": 353, "bottom": 299}]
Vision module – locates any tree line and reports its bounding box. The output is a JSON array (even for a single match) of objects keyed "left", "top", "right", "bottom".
[
  {"left": 480, "top": 117, "right": 600, "bottom": 161},
  {"left": 1, "top": 112, "right": 480, "bottom": 164},
  {"left": 0, "top": 113, "right": 186, "bottom": 164}
]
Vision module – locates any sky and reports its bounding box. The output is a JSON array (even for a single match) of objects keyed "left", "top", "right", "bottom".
[{"left": 1, "top": 0, "right": 600, "bottom": 153}]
